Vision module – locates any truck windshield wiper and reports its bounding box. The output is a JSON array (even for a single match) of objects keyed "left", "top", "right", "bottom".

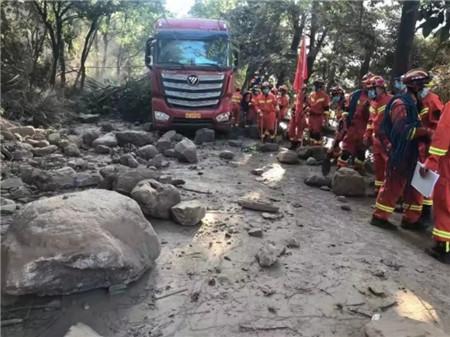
[
  {"left": 195, "top": 63, "right": 223, "bottom": 70},
  {"left": 157, "top": 61, "right": 185, "bottom": 69}
]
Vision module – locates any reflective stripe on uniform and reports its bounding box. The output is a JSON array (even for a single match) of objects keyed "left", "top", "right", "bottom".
[
  {"left": 374, "top": 180, "right": 384, "bottom": 187},
  {"left": 408, "top": 128, "right": 416, "bottom": 140},
  {"left": 429, "top": 146, "right": 447, "bottom": 156},
  {"left": 375, "top": 202, "right": 395, "bottom": 213},
  {"left": 377, "top": 105, "right": 386, "bottom": 113},
  {"left": 369, "top": 107, "right": 376, "bottom": 113},
  {"left": 420, "top": 107, "right": 429, "bottom": 116},
  {"left": 432, "top": 228, "right": 450, "bottom": 240},
  {"left": 403, "top": 203, "right": 423, "bottom": 212},
  {"left": 316, "top": 98, "right": 325, "bottom": 103},
  {"left": 422, "top": 198, "right": 433, "bottom": 206}
]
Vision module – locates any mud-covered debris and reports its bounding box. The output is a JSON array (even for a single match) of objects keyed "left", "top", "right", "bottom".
[
  {"left": 108, "top": 284, "right": 127, "bottom": 295},
  {"left": 248, "top": 228, "right": 263, "bottom": 237},
  {"left": 286, "top": 238, "right": 300, "bottom": 248},
  {"left": 256, "top": 242, "right": 279, "bottom": 267},
  {"left": 260, "top": 285, "right": 275, "bottom": 296},
  {"left": 238, "top": 198, "right": 279, "bottom": 213}
]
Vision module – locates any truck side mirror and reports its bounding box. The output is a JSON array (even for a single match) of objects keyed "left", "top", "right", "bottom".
[{"left": 145, "top": 37, "right": 154, "bottom": 69}]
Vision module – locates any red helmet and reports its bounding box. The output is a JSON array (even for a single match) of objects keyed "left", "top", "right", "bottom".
[
  {"left": 313, "top": 78, "right": 325, "bottom": 85},
  {"left": 402, "top": 69, "right": 430, "bottom": 86},
  {"left": 361, "top": 72, "right": 375, "bottom": 86},
  {"left": 368, "top": 75, "right": 386, "bottom": 88},
  {"left": 261, "top": 81, "right": 270, "bottom": 88}
]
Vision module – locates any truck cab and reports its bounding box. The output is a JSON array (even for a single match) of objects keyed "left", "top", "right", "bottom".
[{"left": 145, "top": 18, "right": 237, "bottom": 132}]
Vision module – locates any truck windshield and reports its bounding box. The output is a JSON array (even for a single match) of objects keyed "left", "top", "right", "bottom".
[{"left": 156, "top": 36, "right": 230, "bottom": 69}]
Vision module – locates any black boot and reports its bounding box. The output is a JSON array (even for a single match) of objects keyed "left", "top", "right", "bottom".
[
  {"left": 419, "top": 205, "right": 432, "bottom": 225},
  {"left": 370, "top": 216, "right": 398, "bottom": 231},
  {"left": 425, "top": 242, "right": 450, "bottom": 265},
  {"left": 400, "top": 219, "right": 428, "bottom": 232}
]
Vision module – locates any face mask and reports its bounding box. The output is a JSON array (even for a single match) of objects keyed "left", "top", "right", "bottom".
[
  {"left": 262, "top": 88, "right": 270, "bottom": 95},
  {"left": 332, "top": 96, "right": 340, "bottom": 103},
  {"left": 368, "top": 89, "right": 377, "bottom": 99},
  {"left": 419, "top": 88, "right": 429, "bottom": 99},
  {"left": 394, "top": 80, "right": 406, "bottom": 91}
]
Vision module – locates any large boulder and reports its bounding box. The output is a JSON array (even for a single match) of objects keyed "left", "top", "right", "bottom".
[
  {"left": 47, "top": 132, "right": 61, "bottom": 145},
  {"left": 155, "top": 130, "right": 177, "bottom": 152},
  {"left": 115, "top": 130, "right": 154, "bottom": 146},
  {"left": 277, "top": 150, "right": 300, "bottom": 164},
  {"left": 171, "top": 200, "right": 206, "bottom": 226},
  {"left": 131, "top": 179, "right": 181, "bottom": 219},
  {"left": 112, "top": 167, "right": 160, "bottom": 195},
  {"left": 194, "top": 128, "right": 215, "bottom": 145},
  {"left": 2, "top": 189, "right": 160, "bottom": 296},
  {"left": 304, "top": 174, "right": 332, "bottom": 188},
  {"left": 331, "top": 167, "right": 366, "bottom": 197},
  {"left": 82, "top": 129, "right": 101, "bottom": 146},
  {"left": 92, "top": 132, "right": 117, "bottom": 148},
  {"left": 174, "top": 138, "right": 198, "bottom": 163},
  {"left": 11, "top": 142, "right": 34, "bottom": 161},
  {"left": 297, "top": 145, "right": 327, "bottom": 161},
  {"left": 33, "top": 166, "right": 78, "bottom": 191},
  {"left": 136, "top": 144, "right": 159, "bottom": 160}
]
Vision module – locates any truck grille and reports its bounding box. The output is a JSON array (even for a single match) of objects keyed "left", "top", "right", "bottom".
[{"left": 161, "top": 72, "right": 224, "bottom": 109}]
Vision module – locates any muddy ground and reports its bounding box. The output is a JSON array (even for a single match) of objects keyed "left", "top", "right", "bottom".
[{"left": 2, "top": 129, "right": 450, "bottom": 337}]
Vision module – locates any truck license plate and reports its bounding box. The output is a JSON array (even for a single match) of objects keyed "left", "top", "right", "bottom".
[{"left": 185, "top": 112, "right": 201, "bottom": 119}]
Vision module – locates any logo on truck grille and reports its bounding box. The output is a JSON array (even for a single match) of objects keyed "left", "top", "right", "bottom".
[{"left": 187, "top": 75, "right": 199, "bottom": 86}]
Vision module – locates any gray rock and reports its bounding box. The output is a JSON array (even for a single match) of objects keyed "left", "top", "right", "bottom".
[
  {"left": 304, "top": 174, "right": 331, "bottom": 188},
  {"left": 9, "top": 126, "right": 35, "bottom": 137},
  {"left": 82, "top": 129, "right": 100, "bottom": 146},
  {"left": 257, "top": 143, "right": 279, "bottom": 152},
  {"left": 113, "top": 167, "right": 160, "bottom": 195},
  {"left": 171, "top": 200, "right": 206, "bottom": 226},
  {"left": 156, "top": 139, "right": 172, "bottom": 153},
  {"left": 68, "top": 158, "right": 88, "bottom": 170},
  {"left": 238, "top": 198, "right": 279, "bottom": 213},
  {"left": 306, "top": 157, "right": 319, "bottom": 165},
  {"left": 64, "top": 323, "right": 103, "bottom": 337},
  {"left": 256, "top": 242, "right": 279, "bottom": 267},
  {"left": 25, "top": 139, "right": 50, "bottom": 148},
  {"left": 228, "top": 139, "right": 243, "bottom": 147},
  {"left": 160, "top": 130, "right": 177, "bottom": 142},
  {"left": 32, "top": 145, "right": 58, "bottom": 157},
  {"left": 277, "top": 150, "right": 300, "bottom": 164},
  {"left": 116, "top": 130, "right": 154, "bottom": 146},
  {"left": 2, "top": 189, "right": 160, "bottom": 296},
  {"left": 34, "top": 167, "right": 77, "bottom": 191},
  {"left": 47, "top": 133, "right": 61, "bottom": 145},
  {"left": 63, "top": 143, "right": 81, "bottom": 157},
  {"left": 92, "top": 133, "right": 118, "bottom": 147},
  {"left": 248, "top": 228, "right": 263, "bottom": 238},
  {"left": 320, "top": 185, "right": 331, "bottom": 191},
  {"left": 120, "top": 153, "right": 139, "bottom": 168},
  {"left": 1, "top": 177, "right": 25, "bottom": 190},
  {"left": 148, "top": 153, "right": 164, "bottom": 169},
  {"left": 66, "top": 135, "right": 82, "bottom": 147},
  {"left": 336, "top": 196, "right": 347, "bottom": 203},
  {"left": 174, "top": 138, "right": 198, "bottom": 163},
  {"left": 95, "top": 145, "right": 111, "bottom": 154},
  {"left": 286, "top": 238, "right": 300, "bottom": 248},
  {"left": 219, "top": 150, "right": 235, "bottom": 160},
  {"left": 75, "top": 172, "right": 102, "bottom": 188},
  {"left": 332, "top": 167, "right": 366, "bottom": 197},
  {"left": 11, "top": 143, "right": 34, "bottom": 161},
  {"left": 78, "top": 113, "right": 100, "bottom": 123},
  {"left": 98, "top": 165, "right": 128, "bottom": 189},
  {"left": 297, "top": 145, "right": 327, "bottom": 161},
  {"left": 136, "top": 144, "right": 159, "bottom": 160},
  {"left": 194, "top": 128, "right": 215, "bottom": 144},
  {"left": 1, "top": 197, "right": 16, "bottom": 215},
  {"left": 163, "top": 148, "right": 176, "bottom": 158},
  {"left": 131, "top": 179, "right": 181, "bottom": 219},
  {"left": 100, "top": 122, "right": 114, "bottom": 132},
  {"left": 251, "top": 168, "right": 265, "bottom": 176}
]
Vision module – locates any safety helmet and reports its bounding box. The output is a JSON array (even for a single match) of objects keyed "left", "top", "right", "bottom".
[
  {"left": 402, "top": 69, "right": 431, "bottom": 87},
  {"left": 368, "top": 75, "right": 386, "bottom": 88},
  {"left": 330, "top": 86, "right": 344, "bottom": 95},
  {"left": 279, "top": 85, "right": 288, "bottom": 92},
  {"left": 261, "top": 81, "right": 270, "bottom": 88},
  {"left": 313, "top": 78, "right": 325, "bottom": 85},
  {"left": 361, "top": 72, "right": 374, "bottom": 86}
]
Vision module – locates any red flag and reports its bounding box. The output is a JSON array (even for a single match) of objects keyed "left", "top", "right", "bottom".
[{"left": 293, "top": 37, "right": 308, "bottom": 94}]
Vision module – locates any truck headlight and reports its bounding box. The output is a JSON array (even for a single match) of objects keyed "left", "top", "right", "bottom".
[
  {"left": 154, "top": 111, "right": 170, "bottom": 121},
  {"left": 216, "top": 112, "right": 230, "bottom": 122}
]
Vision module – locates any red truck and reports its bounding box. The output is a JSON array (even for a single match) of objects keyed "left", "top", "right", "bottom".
[{"left": 145, "top": 18, "right": 237, "bottom": 131}]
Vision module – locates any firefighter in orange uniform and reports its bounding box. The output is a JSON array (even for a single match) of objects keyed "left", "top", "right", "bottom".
[
  {"left": 255, "top": 82, "right": 278, "bottom": 142},
  {"left": 370, "top": 69, "right": 432, "bottom": 230},
  {"left": 327, "top": 86, "right": 347, "bottom": 158},
  {"left": 231, "top": 88, "right": 242, "bottom": 126},
  {"left": 278, "top": 85, "right": 290, "bottom": 121},
  {"left": 338, "top": 73, "right": 372, "bottom": 171},
  {"left": 363, "top": 76, "right": 392, "bottom": 192},
  {"left": 418, "top": 85, "right": 444, "bottom": 219},
  {"left": 421, "top": 101, "right": 450, "bottom": 264},
  {"left": 307, "top": 79, "right": 330, "bottom": 144}
]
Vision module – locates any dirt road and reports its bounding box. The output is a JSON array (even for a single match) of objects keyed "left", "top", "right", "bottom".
[{"left": 3, "top": 137, "right": 450, "bottom": 337}]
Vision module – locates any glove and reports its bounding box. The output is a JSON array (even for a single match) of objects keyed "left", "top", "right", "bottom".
[
  {"left": 420, "top": 156, "right": 439, "bottom": 177},
  {"left": 363, "top": 136, "right": 371, "bottom": 148}
]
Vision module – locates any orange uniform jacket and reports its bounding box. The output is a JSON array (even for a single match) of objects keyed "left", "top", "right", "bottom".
[
  {"left": 365, "top": 93, "right": 392, "bottom": 151},
  {"left": 342, "top": 91, "right": 370, "bottom": 155},
  {"left": 255, "top": 93, "right": 277, "bottom": 131},
  {"left": 420, "top": 91, "right": 444, "bottom": 129},
  {"left": 308, "top": 91, "right": 330, "bottom": 115},
  {"left": 278, "top": 94, "right": 289, "bottom": 120}
]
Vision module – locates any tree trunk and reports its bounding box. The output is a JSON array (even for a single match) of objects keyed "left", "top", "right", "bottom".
[
  {"left": 95, "top": 33, "right": 100, "bottom": 78},
  {"left": 116, "top": 45, "right": 122, "bottom": 82},
  {"left": 359, "top": 45, "right": 375, "bottom": 83},
  {"left": 391, "top": 0, "right": 420, "bottom": 82},
  {"left": 102, "top": 15, "right": 111, "bottom": 70}
]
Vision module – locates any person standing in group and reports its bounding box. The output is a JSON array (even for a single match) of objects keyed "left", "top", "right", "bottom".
[
  {"left": 278, "top": 85, "right": 290, "bottom": 122},
  {"left": 364, "top": 76, "right": 392, "bottom": 193},
  {"left": 306, "top": 79, "right": 330, "bottom": 145},
  {"left": 231, "top": 88, "right": 242, "bottom": 127},
  {"left": 337, "top": 73, "right": 372, "bottom": 172},
  {"left": 255, "top": 81, "right": 278, "bottom": 142},
  {"left": 327, "top": 86, "right": 347, "bottom": 159},
  {"left": 421, "top": 100, "right": 450, "bottom": 264},
  {"left": 370, "top": 69, "right": 432, "bottom": 230},
  {"left": 240, "top": 91, "right": 254, "bottom": 127}
]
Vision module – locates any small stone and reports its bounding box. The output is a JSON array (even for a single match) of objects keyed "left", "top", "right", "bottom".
[
  {"left": 78, "top": 113, "right": 100, "bottom": 123},
  {"left": 163, "top": 148, "right": 176, "bottom": 158},
  {"left": 95, "top": 145, "right": 111, "bottom": 154},
  {"left": 251, "top": 168, "right": 265, "bottom": 176},
  {"left": 32, "top": 145, "right": 58, "bottom": 157},
  {"left": 174, "top": 138, "right": 198, "bottom": 163},
  {"left": 262, "top": 212, "right": 283, "bottom": 220},
  {"left": 256, "top": 242, "right": 279, "bottom": 267},
  {"left": 83, "top": 303, "right": 90, "bottom": 310},
  {"left": 332, "top": 168, "right": 366, "bottom": 197},
  {"left": 120, "top": 153, "right": 139, "bottom": 168},
  {"left": 306, "top": 157, "right": 318, "bottom": 165},
  {"left": 277, "top": 150, "right": 300, "bottom": 164},
  {"left": 336, "top": 196, "right": 347, "bottom": 203},
  {"left": 1, "top": 197, "right": 17, "bottom": 215},
  {"left": 208, "top": 278, "right": 216, "bottom": 286},
  {"left": 320, "top": 185, "right": 331, "bottom": 191},
  {"left": 304, "top": 174, "right": 331, "bottom": 188},
  {"left": 171, "top": 200, "right": 206, "bottom": 226},
  {"left": 9, "top": 126, "right": 35, "bottom": 137},
  {"left": 219, "top": 150, "right": 234, "bottom": 160},
  {"left": 136, "top": 144, "right": 159, "bottom": 160},
  {"left": 1, "top": 177, "right": 25, "bottom": 190},
  {"left": 257, "top": 143, "right": 279, "bottom": 152},
  {"left": 341, "top": 205, "right": 352, "bottom": 211},
  {"left": 286, "top": 238, "right": 300, "bottom": 248},
  {"left": 228, "top": 140, "right": 242, "bottom": 147},
  {"left": 82, "top": 130, "right": 100, "bottom": 146},
  {"left": 248, "top": 228, "right": 263, "bottom": 238},
  {"left": 194, "top": 128, "right": 215, "bottom": 144},
  {"left": 63, "top": 143, "right": 81, "bottom": 157},
  {"left": 47, "top": 133, "right": 61, "bottom": 145}
]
